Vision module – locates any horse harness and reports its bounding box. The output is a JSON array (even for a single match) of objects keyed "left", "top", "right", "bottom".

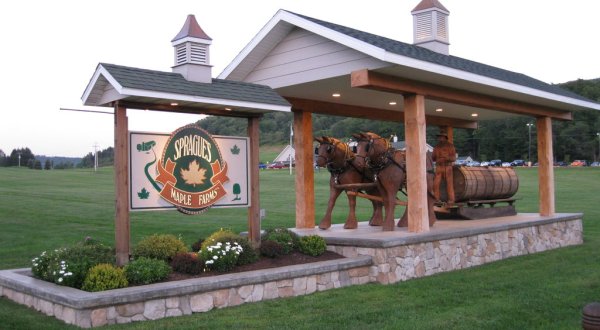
[{"left": 317, "top": 141, "right": 370, "bottom": 185}]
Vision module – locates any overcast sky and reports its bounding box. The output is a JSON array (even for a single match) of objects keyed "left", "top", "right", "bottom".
[{"left": 1, "top": 0, "right": 599, "bottom": 157}]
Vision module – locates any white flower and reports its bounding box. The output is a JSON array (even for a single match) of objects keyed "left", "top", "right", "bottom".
[
  {"left": 213, "top": 256, "right": 218, "bottom": 260},
  {"left": 205, "top": 260, "right": 214, "bottom": 265},
  {"left": 58, "top": 278, "right": 63, "bottom": 283},
  {"left": 59, "top": 270, "right": 64, "bottom": 274}
]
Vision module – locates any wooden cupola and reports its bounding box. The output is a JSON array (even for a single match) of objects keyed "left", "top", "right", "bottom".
[
  {"left": 411, "top": 0, "right": 450, "bottom": 55},
  {"left": 171, "top": 14, "right": 213, "bottom": 83}
]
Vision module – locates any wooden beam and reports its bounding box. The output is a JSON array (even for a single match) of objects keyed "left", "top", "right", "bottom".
[
  {"left": 114, "top": 103, "right": 130, "bottom": 266},
  {"left": 285, "top": 97, "right": 478, "bottom": 129},
  {"left": 537, "top": 117, "right": 555, "bottom": 216},
  {"left": 351, "top": 69, "right": 573, "bottom": 121},
  {"left": 404, "top": 94, "right": 430, "bottom": 233},
  {"left": 293, "top": 110, "right": 315, "bottom": 229},
  {"left": 247, "top": 117, "right": 261, "bottom": 246}
]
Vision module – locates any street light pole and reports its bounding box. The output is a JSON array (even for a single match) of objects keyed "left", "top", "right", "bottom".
[
  {"left": 597, "top": 132, "right": 600, "bottom": 162},
  {"left": 527, "top": 123, "right": 533, "bottom": 166}
]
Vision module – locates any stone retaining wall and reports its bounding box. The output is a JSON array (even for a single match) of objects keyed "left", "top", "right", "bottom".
[
  {"left": 328, "top": 218, "right": 583, "bottom": 284},
  {"left": 0, "top": 257, "right": 372, "bottom": 327}
]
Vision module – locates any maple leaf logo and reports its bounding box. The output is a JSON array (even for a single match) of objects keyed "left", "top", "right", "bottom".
[
  {"left": 231, "top": 144, "right": 240, "bottom": 155},
  {"left": 137, "top": 187, "right": 150, "bottom": 199},
  {"left": 180, "top": 159, "right": 207, "bottom": 187}
]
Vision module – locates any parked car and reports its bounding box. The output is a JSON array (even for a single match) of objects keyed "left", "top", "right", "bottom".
[
  {"left": 554, "top": 161, "right": 568, "bottom": 167},
  {"left": 501, "top": 162, "right": 511, "bottom": 167},
  {"left": 466, "top": 161, "right": 480, "bottom": 167},
  {"left": 489, "top": 159, "right": 502, "bottom": 166},
  {"left": 267, "top": 161, "right": 287, "bottom": 169},
  {"left": 590, "top": 162, "right": 600, "bottom": 167},
  {"left": 510, "top": 159, "right": 525, "bottom": 166},
  {"left": 480, "top": 161, "right": 490, "bottom": 167},
  {"left": 570, "top": 160, "right": 588, "bottom": 167},
  {"left": 259, "top": 163, "right": 267, "bottom": 170}
]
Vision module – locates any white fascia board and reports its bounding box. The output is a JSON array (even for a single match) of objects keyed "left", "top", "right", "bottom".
[
  {"left": 382, "top": 52, "right": 600, "bottom": 111},
  {"left": 81, "top": 65, "right": 124, "bottom": 105},
  {"left": 219, "top": 10, "right": 387, "bottom": 80},
  {"left": 120, "top": 87, "right": 291, "bottom": 112}
]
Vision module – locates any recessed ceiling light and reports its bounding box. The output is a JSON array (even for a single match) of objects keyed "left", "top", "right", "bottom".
[
  {"left": 389, "top": 101, "right": 397, "bottom": 106},
  {"left": 224, "top": 107, "right": 232, "bottom": 111},
  {"left": 435, "top": 108, "right": 443, "bottom": 112},
  {"left": 332, "top": 93, "right": 341, "bottom": 98},
  {"left": 471, "top": 113, "right": 479, "bottom": 117},
  {"left": 170, "top": 102, "right": 178, "bottom": 106}
]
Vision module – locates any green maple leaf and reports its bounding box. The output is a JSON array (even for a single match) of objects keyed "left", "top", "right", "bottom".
[
  {"left": 231, "top": 144, "right": 240, "bottom": 155},
  {"left": 138, "top": 187, "right": 150, "bottom": 199}
]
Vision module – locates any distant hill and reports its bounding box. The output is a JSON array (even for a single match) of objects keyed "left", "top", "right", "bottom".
[{"left": 35, "top": 155, "right": 81, "bottom": 168}]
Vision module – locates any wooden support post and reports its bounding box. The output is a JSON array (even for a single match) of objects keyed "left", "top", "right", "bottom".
[
  {"left": 247, "top": 117, "right": 261, "bottom": 246},
  {"left": 537, "top": 116, "right": 555, "bottom": 216},
  {"left": 404, "top": 94, "right": 430, "bottom": 233},
  {"left": 293, "top": 110, "right": 315, "bottom": 228},
  {"left": 114, "top": 103, "right": 129, "bottom": 266}
]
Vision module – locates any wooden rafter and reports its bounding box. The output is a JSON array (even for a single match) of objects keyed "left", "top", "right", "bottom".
[
  {"left": 285, "top": 97, "right": 478, "bottom": 129},
  {"left": 351, "top": 69, "right": 573, "bottom": 121}
]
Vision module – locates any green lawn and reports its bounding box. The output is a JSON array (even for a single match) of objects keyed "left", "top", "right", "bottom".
[{"left": 1, "top": 166, "right": 599, "bottom": 329}]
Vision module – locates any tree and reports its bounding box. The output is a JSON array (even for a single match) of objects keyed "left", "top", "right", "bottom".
[
  {"left": 44, "top": 159, "right": 52, "bottom": 170},
  {"left": 9, "top": 148, "right": 34, "bottom": 167}
]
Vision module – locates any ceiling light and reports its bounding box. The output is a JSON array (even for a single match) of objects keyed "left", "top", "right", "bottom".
[
  {"left": 471, "top": 113, "right": 479, "bottom": 117},
  {"left": 435, "top": 108, "right": 443, "bottom": 112},
  {"left": 170, "top": 102, "right": 178, "bottom": 106},
  {"left": 389, "top": 101, "right": 397, "bottom": 106},
  {"left": 224, "top": 107, "right": 232, "bottom": 111},
  {"left": 332, "top": 93, "right": 341, "bottom": 98}
]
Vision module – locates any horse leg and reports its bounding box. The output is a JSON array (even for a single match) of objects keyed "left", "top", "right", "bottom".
[
  {"left": 398, "top": 207, "right": 408, "bottom": 227},
  {"left": 319, "top": 185, "right": 342, "bottom": 230},
  {"left": 379, "top": 182, "right": 396, "bottom": 231},
  {"left": 369, "top": 199, "right": 384, "bottom": 226},
  {"left": 344, "top": 191, "right": 358, "bottom": 229}
]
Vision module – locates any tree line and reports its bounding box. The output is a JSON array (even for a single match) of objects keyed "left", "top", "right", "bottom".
[
  {"left": 197, "top": 78, "right": 600, "bottom": 163},
  {"left": 0, "top": 147, "right": 114, "bottom": 169}
]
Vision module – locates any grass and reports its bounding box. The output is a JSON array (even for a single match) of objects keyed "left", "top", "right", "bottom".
[{"left": 1, "top": 166, "right": 599, "bottom": 329}]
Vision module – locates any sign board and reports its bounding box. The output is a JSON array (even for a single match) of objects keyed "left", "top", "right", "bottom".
[{"left": 129, "top": 125, "right": 250, "bottom": 213}]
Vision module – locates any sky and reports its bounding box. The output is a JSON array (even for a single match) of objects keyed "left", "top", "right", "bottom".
[{"left": 1, "top": 0, "right": 599, "bottom": 157}]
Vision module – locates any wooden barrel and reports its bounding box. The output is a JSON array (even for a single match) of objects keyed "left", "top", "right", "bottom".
[{"left": 451, "top": 166, "right": 519, "bottom": 202}]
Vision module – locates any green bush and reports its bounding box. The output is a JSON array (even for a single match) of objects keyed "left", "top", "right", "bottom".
[
  {"left": 260, "top": 240, "right": 284, "bottom": 258},
  {"left": 124, "top": 257, "right": 171, "bottom": 285},
  {"left": 263, "top": 228, "right": 298, "bottom": 254},
  {"left": 171, "top": 253, "right": 203, "bottom": 275},
  {"left": 199, "top": 241, "right": 243, "bottom": 272},
  {"left": 202, "top": 229, "right": 258, "bottom": 266},
  {"left": 31, "top": 239, "right": 114, "bottom": 289},
  {"left": 132, "top": 234, "right": 188, "bottom": 261},
  {"left": 298, "top": 235, "right": 327, "bottom": 256},
  {"left": 82, "top": 264, "right": 128, "bottom": 292}
]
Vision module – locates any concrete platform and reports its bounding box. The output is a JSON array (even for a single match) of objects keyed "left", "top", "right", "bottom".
[{"left": 292, "top": 213, "right": 583, "bottom": 247}]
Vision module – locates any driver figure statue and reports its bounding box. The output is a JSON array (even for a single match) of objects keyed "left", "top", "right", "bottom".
[{"left": 432, "top": 129, "right": 456, "bottom": 204}]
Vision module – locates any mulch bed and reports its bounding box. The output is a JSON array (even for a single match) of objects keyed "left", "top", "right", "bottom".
[{"left": 166, "top": 250, "right": 345, "bottom": 282}]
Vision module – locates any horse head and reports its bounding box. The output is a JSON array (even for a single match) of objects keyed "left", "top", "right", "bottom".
[
  {"left": 353, "top": 132, "right": 392, "bottom": 168},
  {"left": 314, "top": 136, "right": 353, "bottom": 168}
]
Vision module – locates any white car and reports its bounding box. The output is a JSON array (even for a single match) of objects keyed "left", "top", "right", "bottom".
[
  {"left": 480, "top": 161, "right": 489, "bottom": 166},
  {"left": 501, "top": 162, "right": 511, "bottom": 167}
]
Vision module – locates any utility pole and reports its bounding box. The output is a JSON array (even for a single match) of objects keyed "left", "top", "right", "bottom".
[
  {"left": 597, "top": 132, "right": 600, "bottom": 162},
  {"left": 527, "top": 123, "right": 533, "bottom": 166},
  {"left": 18, "top": 152, "right": 21, "bottom": 167},
  {"left": 92, "top": 143, "right": 99, "bottom": 172}
]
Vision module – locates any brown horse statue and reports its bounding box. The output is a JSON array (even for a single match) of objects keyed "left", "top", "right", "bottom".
[
  {"left": 314, "top": 136, "right": 383, "bottom": 230},
  {"left": 353, "top": 132, "right": 437, "bottom": 231}
]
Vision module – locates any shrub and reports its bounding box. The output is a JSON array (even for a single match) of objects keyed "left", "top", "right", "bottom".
[
  {"left": 132, "top": 234, "right": 188, "bottom": 261},
  {"left": 298, "top": 235, "right": 327, "bottom": 256},
  {"left": 82, "top": 264, "right": 128, "bottom": 292},
  {"left": 190, "top": 238, "right": 204, "bottom": 252},
  {"left": 260, "top": 240, "right": 284, "bottom": 258},
  {"left": 235, "top": 237, "right": 259, "bottom": 265},
  {"left": 125, "top": 257, "right": 171, "bottom": 285},
  {"left": 199, "top": 241, "right": 243, "bottom": 272},
  {"left": 202, "top": 229, "right": 258, "bottom": 266},
  {"left": 170, "top": 253, "right": 203, "bottom": 275},
  {"left": 31, "top": 239, "right": 114, "bottom": 289},
  {"left": 263, "top": 228, "right": 298, "bottom": 254}
]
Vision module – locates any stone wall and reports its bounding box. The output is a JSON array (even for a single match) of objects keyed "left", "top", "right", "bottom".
[
  {"left": 0, "top": 257, "right": 372, "bottom": 328},
  {"left": 328, "top": 218, "right": 583, "bottom": 284}
]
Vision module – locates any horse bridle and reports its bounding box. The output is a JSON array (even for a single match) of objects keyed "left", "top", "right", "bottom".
[{"left": 315, "top": 140, "right": 355, "bottom": 177}]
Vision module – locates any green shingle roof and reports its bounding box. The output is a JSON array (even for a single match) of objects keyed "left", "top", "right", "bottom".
[
  {"left": 291, "top": 11, "right": 590, "bottom": 103},
  {"left": 101, "top": 63, "right": 290, "bottom": 107}
]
